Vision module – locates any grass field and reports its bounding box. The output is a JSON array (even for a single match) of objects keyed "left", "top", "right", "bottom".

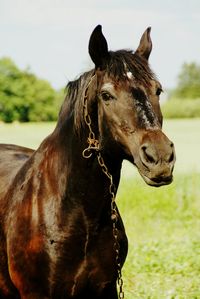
[
  {"left": 118, "top": 174, "right": 200, "bottom": 298},
  {"left": 0, "top": 119, "right": 200, "bottom": 298}
]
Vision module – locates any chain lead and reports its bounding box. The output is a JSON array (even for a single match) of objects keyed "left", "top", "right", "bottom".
[{"left": 82, "top": 79, "right": 124, "bottom": 299}]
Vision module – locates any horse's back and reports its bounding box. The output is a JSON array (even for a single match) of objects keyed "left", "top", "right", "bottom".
[{"left": 0, "top": 144, "right": 34, "bottom": 200}]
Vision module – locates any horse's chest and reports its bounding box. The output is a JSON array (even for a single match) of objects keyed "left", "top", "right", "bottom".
[{"left": 48, "top": 227, "right": 116, "bottom": 296}]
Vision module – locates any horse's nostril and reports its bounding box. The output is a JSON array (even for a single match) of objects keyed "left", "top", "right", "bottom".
[
  {"left": 168, "top": 151, "right": 174, "bottom": 163},
  {"left": 170, "top": 142, "right": 174, "bottom": 148},
  {"left": 141, "top": 145, "right": 156, "bottom": 164}
]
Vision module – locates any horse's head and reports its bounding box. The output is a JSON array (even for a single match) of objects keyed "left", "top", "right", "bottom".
[{"left": 86, "top": 25, "right": 175, "bottom": 187}]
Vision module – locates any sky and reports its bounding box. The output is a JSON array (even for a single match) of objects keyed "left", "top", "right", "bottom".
[{"left": 0, "top": 0, "right": 200, "bottom": 91}]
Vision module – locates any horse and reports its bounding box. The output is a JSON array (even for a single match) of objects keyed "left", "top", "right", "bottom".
[{"left": 0, "top": 25, "right": 175, "bottom": 299}]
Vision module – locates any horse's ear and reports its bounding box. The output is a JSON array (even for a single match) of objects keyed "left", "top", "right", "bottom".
[
  {"left": 88, "top": 25, "right": 109, "bottom": 69},
  {"left": 135, "top": 27, "right": 152, "bottom": 60}
]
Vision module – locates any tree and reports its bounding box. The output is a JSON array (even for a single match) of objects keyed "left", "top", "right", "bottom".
[
  {"left": 174, "top": 62, "right": 200, "bottom": 99},
  {"left": 0, "top": 57, "right": 63, "bottom": 122}
]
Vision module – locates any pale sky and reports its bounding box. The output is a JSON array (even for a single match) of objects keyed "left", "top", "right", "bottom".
[{"left": 0, "top": 0, "right": 200, "bottom": 90}]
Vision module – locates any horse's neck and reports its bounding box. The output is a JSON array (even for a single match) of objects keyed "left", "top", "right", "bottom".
[{"left": 36, "top": 123, "right": 121, "bottom": 216}]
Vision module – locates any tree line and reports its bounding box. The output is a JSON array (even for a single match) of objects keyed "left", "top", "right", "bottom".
[
  {"left": 0, "top": 57, "right": 200, "bottom": 122},
  {"left": 162, "top": 62, "right": 200, "bottom": 118},
  {"left": 0, "top": 57, "right": 64, "bottom": 122}
]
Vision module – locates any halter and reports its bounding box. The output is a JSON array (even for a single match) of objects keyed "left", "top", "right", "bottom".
[{"left": 82, "top": 75, "right": 124, "bottom": 299}]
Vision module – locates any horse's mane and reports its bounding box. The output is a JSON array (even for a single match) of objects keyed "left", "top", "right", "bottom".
[
  {"left": 57, "top": 50, "right": 156, "bottom": 133},
  {"left": 56, "top": 70, "right": 94, "bottom": 132}
]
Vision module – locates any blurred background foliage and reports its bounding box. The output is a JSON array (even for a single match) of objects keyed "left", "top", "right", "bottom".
[
  {"left": 0, "top": 57, "right": 64, "bottom": 122},
  {"left": 0, "top": 57, "right": 200, "bottom": 122},
  {"left": 162, "top": 62, "right": 200, "bottom": 118}
]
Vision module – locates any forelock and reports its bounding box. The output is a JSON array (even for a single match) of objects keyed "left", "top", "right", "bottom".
[{"left": 104, "top": 50, "right": 156, "bottom": 86}]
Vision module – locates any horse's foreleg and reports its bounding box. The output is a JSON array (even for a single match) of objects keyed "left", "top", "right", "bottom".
[
  {"left": 7, "top": 232, "right": 50, "bottom": 299},
  {"left": 0, "top": 243, "right": 20, "bottom": 299}
]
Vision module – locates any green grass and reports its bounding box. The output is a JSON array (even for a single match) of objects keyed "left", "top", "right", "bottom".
[
  {"left": 0, "top": 122, "right": 55, "bottom": 149},
  {"left": 117, "top": 174, "right": 200, "bottom": 298},
  {"left": 0, "top": 119, "right": 200, "bottom": 298}
]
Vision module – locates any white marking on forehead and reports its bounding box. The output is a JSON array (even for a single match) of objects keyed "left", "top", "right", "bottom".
[
  {"left": 102, "top": 82, "right": 114, "bottom": 91},
  {"left": 126, "top": 71, "right": 133, "bottom": 79},
  {"left": 123, "top": 60, "right": 134, "bottom": 80}
]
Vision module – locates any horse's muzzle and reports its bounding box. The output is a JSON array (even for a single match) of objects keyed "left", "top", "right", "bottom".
[{"left": 135, "top": 131, "right": 176, "bottom": 187}]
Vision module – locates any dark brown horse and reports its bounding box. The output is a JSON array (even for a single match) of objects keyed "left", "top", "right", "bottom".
[{"left": 0, "top": 25, "right": 175, "bottom": 298}]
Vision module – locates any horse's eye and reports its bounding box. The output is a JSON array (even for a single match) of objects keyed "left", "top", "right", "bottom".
[
  {"left": 101, "top": 92, "right": 114, "bottom": 101},
  {"left": 156, "top": 88, "right": 163, "bottom": 96}
]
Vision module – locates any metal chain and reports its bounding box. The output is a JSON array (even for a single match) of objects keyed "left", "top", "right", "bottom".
[
  {"left": 82, "top": 84, "right": 100, "bottom": 159},
  {"left": 82, "top": 80, "right": 124, "bottom": 299},
  {"left": 97, "top": 154, "right": 124, "bottom": 299}
]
